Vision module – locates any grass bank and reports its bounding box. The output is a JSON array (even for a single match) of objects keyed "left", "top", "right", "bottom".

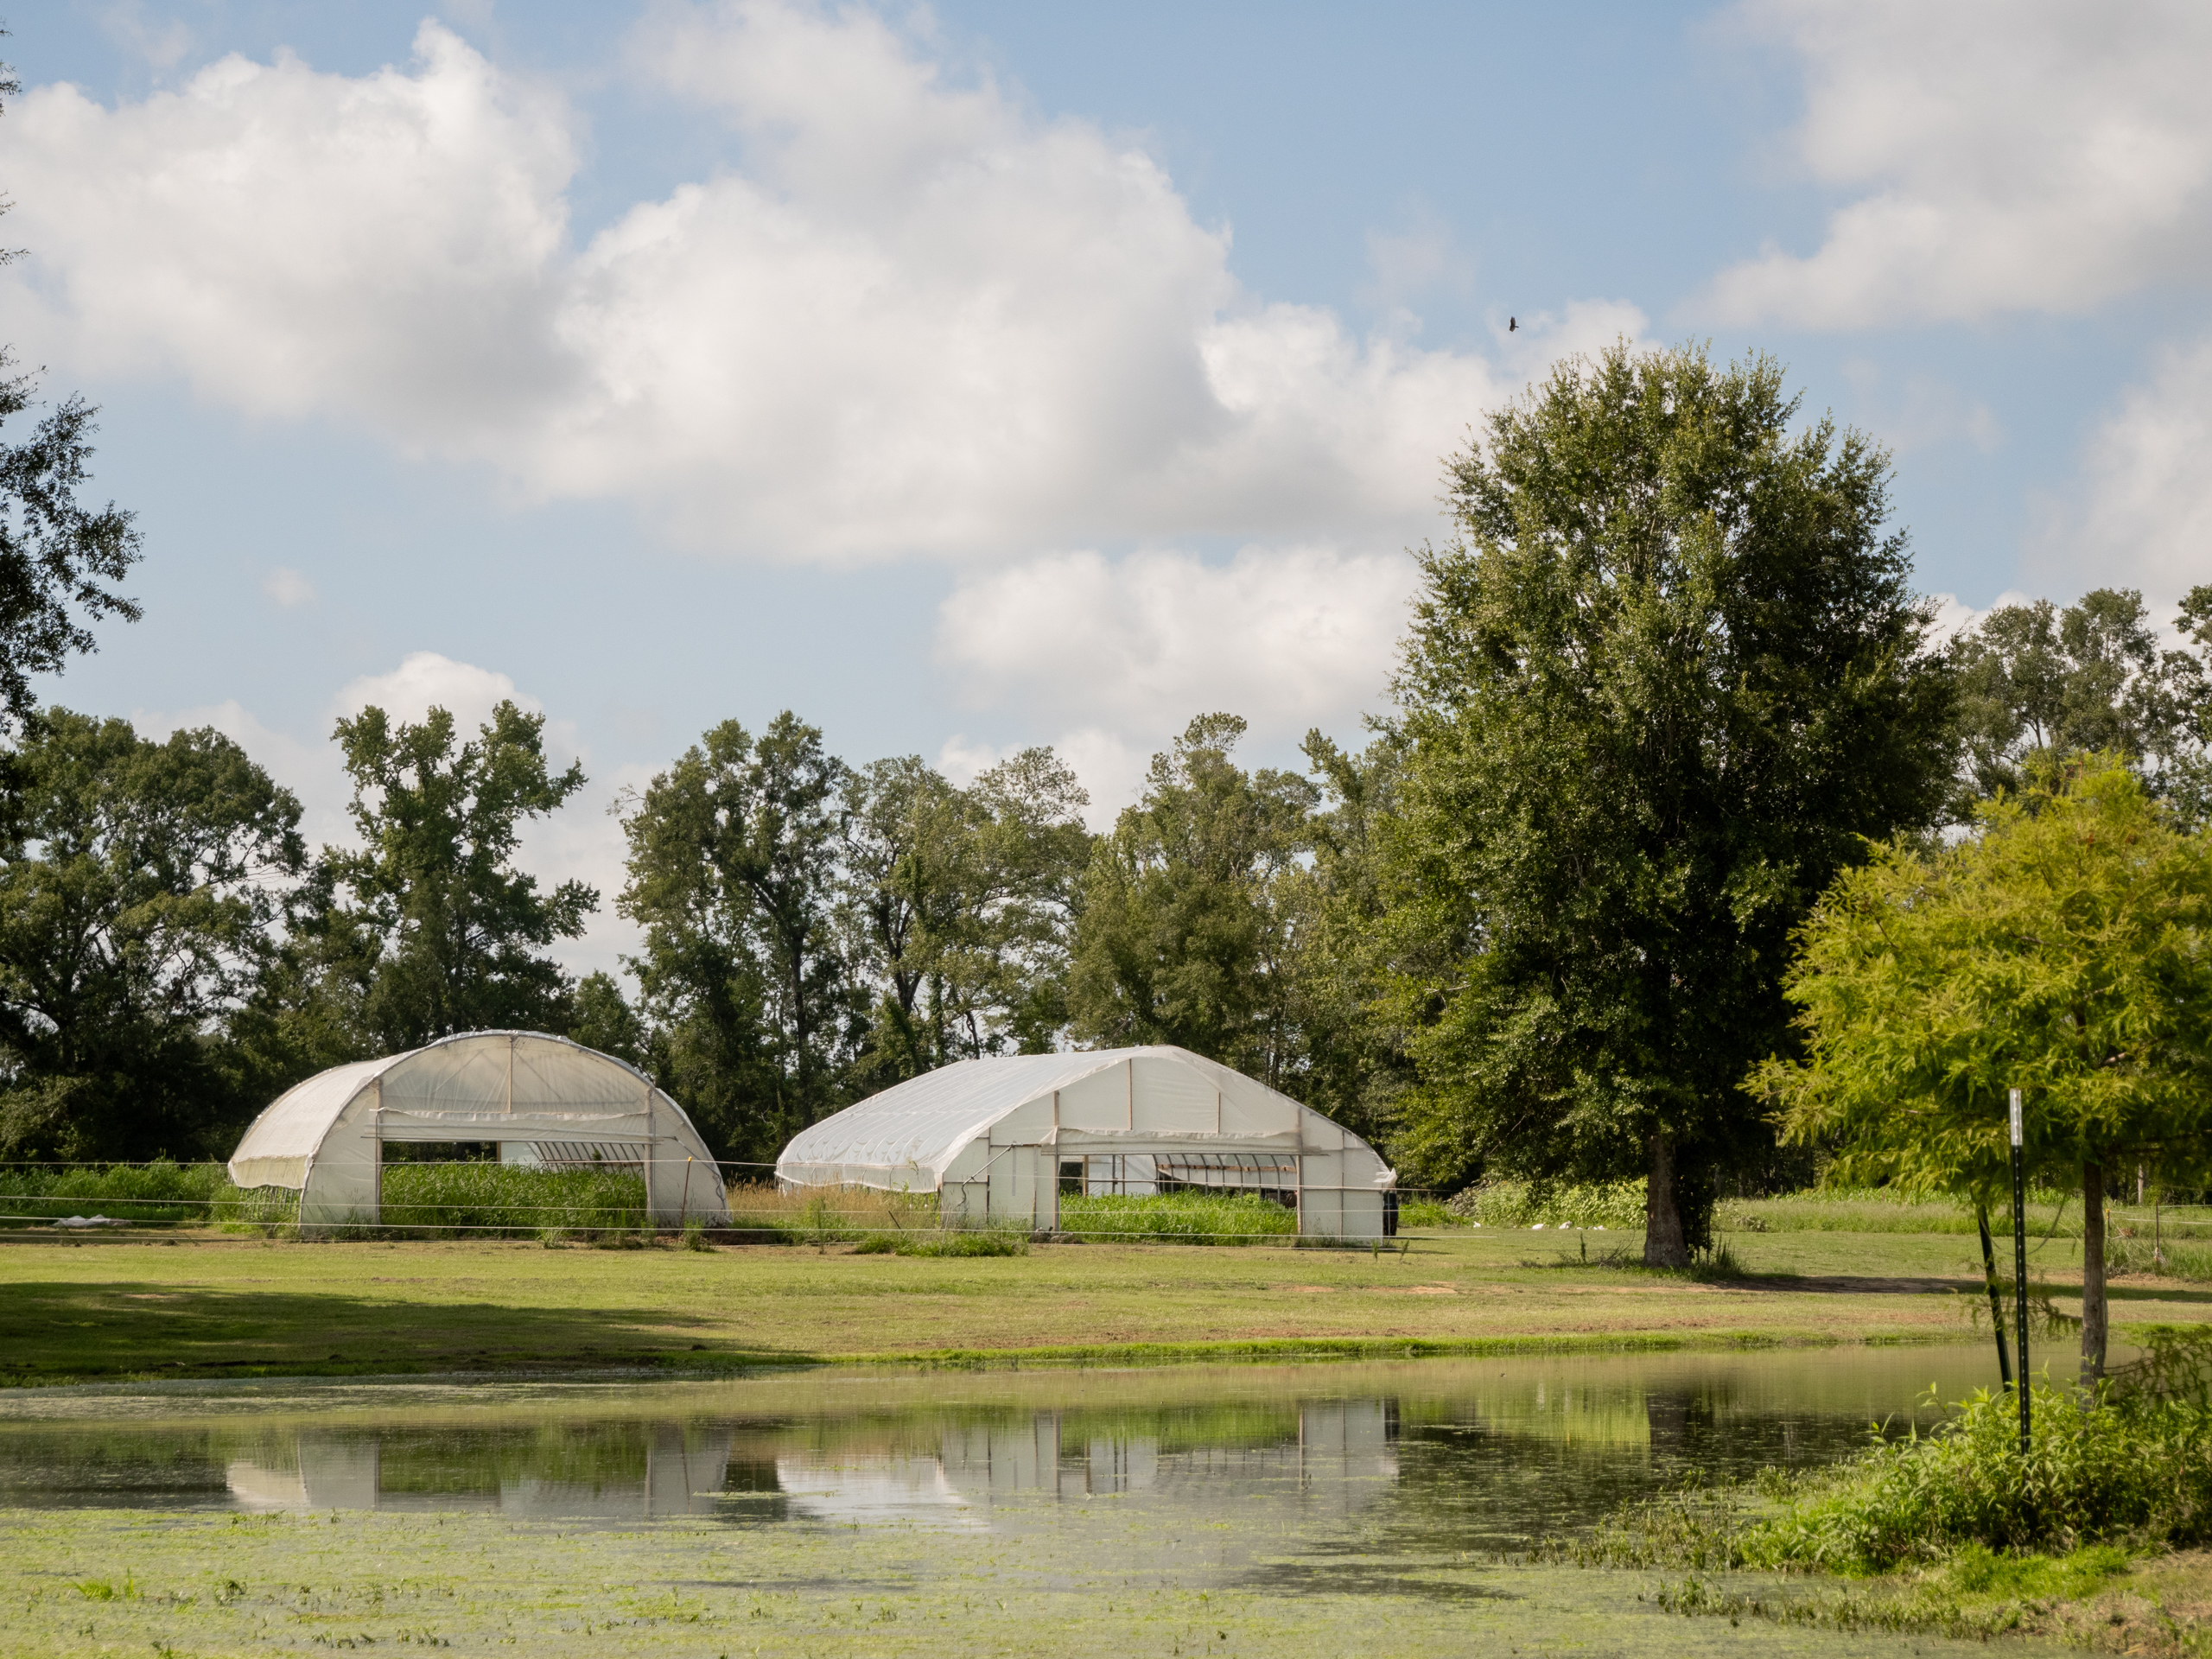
[{"left": 4, "top": 1223, "right": 2209, "bottom": 1385}]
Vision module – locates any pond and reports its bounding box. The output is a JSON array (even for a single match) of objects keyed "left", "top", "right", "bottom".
[{"left": 1, "top": 1346, "right": 2017, "bottom": 1656}]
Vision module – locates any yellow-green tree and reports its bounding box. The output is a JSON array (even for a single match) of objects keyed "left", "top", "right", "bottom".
[{"left": 1753, "top": 759, "right": 2212, "bottom": 1381}]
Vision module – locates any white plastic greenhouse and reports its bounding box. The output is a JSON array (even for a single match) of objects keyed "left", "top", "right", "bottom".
[
  {"left": 227, "top": 1031, "right": 729, "bottom": 1230},
  {"left": 776, "top": 1045, "right": 1395, "bottom": 1239}
]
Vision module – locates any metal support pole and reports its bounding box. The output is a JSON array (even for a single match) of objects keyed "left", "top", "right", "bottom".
[
  {"left": 2011, "top": 1087, "right": 2031, "bottom": 1459},
  {"left": 1977, "top": 1204, "right": 2012, "bottom": 1387}
]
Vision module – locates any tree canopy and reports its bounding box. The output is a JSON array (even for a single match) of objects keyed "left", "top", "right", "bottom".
[
  {"left": 619, "top": 713, "right": 855, "bottom": 1162},
  {"left": 0, "top": 709, "right": 302, "bottom": 1159},
  {"left": 1068, "top": 715, "right": 1317, "bottom": 1091},
  {"left": 1955, "top": 586, "right": 2211, "bottom": 810},
  {"left": 1378, "top": 341, "right": 1958, "bottom": 1263},
  {"left": 1752, "top": 759, "right": 2212, "bottom": 1380},
  {"left": 839, "top": 745, "right": 1090, "bottom": 1087},
  {"left": 318, "top": 700, "right": 595, "bottom": 1052}
]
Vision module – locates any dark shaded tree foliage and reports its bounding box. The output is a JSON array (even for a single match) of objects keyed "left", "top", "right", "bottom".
[
  {"left": 1379, "top": 343, "right": 1958, "bottom": 1264},
  {"left": 1289, "top": 730, "right": 1418, "bottom": 1151},
  {"left": 0, "top": 710, "right": 303, "bottom": 1159},
  {"left": 839, "top": 746, "right": 1090, "bottom": 1089},
  {"left": 1068, "top": 715, "right": 1317, "bottom": 1090},
  {"left": 619, "top": 713, "right": 854, "bottom": 1162}
]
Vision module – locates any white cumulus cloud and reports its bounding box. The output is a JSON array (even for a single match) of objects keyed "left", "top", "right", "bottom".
[
  {"left": 935, "top": 543, "right": 1419, "bottom": 736},
  {"left": 4, "top": 22, "right": 576, "bottom": 436},
  {"left": 334, "top": 651, "right": 537, "bottom": 733},
  {"left": 2062, "top": 334, "right": 2212, "bottom": 605},
  {"left": 1700, "top": 0, "right": 2212, "bottom": 327},
  {"left": 0, "top": 2, "right": 1632, "bottom": 562}
]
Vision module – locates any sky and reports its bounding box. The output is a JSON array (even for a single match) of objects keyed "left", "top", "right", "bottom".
[{"left": 4, "top": 0, "right": 2210, "bottom": 978}]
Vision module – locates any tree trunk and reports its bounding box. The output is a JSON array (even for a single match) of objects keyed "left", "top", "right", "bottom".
[
  {"left": 1644, "top": 1133, "right": 1689, "bottom": 1268},
  {"left": 2081, "top": 1161, "right": 2107, "bottom": 1385}
]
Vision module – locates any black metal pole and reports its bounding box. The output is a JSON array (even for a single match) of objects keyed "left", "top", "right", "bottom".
[
  {"left": 1977, "top": 1204, "right": 2012, "bottom": 1387},
  {"left": 2011, "top": 1087, "right": 2031, "bottom": 1459}
]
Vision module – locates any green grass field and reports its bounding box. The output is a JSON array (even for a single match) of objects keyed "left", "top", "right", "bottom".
[{"left": 3, "top": 1212, "right": 2207, "bottom": 1385}]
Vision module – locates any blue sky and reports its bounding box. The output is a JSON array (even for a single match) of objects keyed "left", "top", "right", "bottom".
[{"left": 8, "top": 1, "right": 2209, "bottom": 974}]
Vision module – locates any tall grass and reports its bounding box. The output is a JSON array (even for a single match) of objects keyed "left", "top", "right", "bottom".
[
  {"left": 376, "top": 1163, "right": 648, "bottom": 1239},
  {"left": 1439, "top": 1179, "right": 2183, "bottom": 1237},
  {"left": 851, "top": 1219, "right": 1029, "bottom": 1256},
  {"left": 1446, "top": 1179, "right": 1647, "bottom": 1230},
  {"left": 0, "top": 1160, "right": 233, "bottom": 1226},
  {"left": 2107, "top": 1235, "right": 2212, "bottom": 1282},
  {"left": 720, "top": 1181, "right": 938, "bottom": 1243},
  {"left": 1058, "top": 1191, "right": 1297, "bottom": 1243}
]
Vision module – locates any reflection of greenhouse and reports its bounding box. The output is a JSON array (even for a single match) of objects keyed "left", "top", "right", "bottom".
[
  {"left": 779, "top": 1399, "right": 1399, "bottom": 1528},
  {"left": 226, "top": 1423, "right": 741, "bottom": 1520},
  {"left": 214, "top": 1400, "right": 1400, "bottom": 1526}
]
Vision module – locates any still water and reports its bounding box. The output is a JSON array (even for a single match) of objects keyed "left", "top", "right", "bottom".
[{"left": 0, "top": 1345, "right": 2002, "bottom": 1556}]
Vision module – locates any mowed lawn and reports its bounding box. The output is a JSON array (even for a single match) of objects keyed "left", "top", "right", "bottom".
[{"left": 4, "top": 1224, "right": 2208, "bottom": 1384}]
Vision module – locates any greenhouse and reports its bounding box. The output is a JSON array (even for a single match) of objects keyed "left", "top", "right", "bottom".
[
  {"left": 227, "top": 1031, "right": 729, "bottom": 1231},
  {"left": 776, "top": 1045, "right": 1395, "bottom": 1238}
]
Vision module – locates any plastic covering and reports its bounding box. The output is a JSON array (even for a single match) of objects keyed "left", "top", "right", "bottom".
[
  {"left": 777, "top": 1045, "right": 1395, "bottom": 1239},
  {"left": 227, "top": 1031, "right": 728, "bottom": 1230}
]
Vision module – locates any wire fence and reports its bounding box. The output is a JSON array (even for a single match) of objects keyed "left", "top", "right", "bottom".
[
  {"left": 9, "top": 1161, "right": 2210, "bottom": 1255},
  {"left": 0, "top": 1160, "right": 1434, "bottom": 1248}
]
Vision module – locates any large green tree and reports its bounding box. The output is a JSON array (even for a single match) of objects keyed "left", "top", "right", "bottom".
[
  {"left": 619, "top": 712, "right": 854, "bottom": 1161},
  {"left": 1068, "top": 714, "right": 1317, "bottom": 1090},
  {"left": 1291, "top": 730, "right": 1418, "bottom": 1151},
  {"left": 316, "top": 701, "right": 594, "bottom": 1051},
  {"left": 0, "top": 709, "right": 303, "bottom": 1159},
  {"left": 1752, "top": 759, "right": 2212, "bottom": 1381},
  {"left": 1381, "top": 342, "right": 1957, "bottom": 1264},
  {"left": 0, "top": 52, "right": 143, "bottom": 728},
  {"left": 839, "top": 746, "right": 1090, "bottom": 1084}
]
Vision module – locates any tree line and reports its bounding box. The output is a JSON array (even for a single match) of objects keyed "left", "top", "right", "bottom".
[{"left": 9, "top": 350, "right": 2210, "bottom": 1207}]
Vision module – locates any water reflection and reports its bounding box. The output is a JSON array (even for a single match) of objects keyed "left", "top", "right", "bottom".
[
  {"left": 0, "top": 1346, "right": 2000, "bottom": 1550},
  {"left": 223, "top": 1424, "right": 742, "bottom": 1520}
]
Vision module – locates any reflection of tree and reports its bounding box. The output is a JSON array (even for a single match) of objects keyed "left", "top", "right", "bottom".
[{"left": 1373, "top": 1379, "right": 1942, "bottom": 1554}]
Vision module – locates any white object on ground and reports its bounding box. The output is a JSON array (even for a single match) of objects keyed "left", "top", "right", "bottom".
[{"left": 52, "top": 1215, "right": 125, "bottom": 1228}]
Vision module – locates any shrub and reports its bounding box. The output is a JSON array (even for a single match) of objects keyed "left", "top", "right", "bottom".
[
  {"left": 1058, "top": 1191, "right": 1296, "bottom": 1244},
  {"left": 1395, "top": 1198, "right": 1459, "bottom": 1229},
  {"left": 1738, "top": 1381, "right": 2212, "bottom": 1571}
]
